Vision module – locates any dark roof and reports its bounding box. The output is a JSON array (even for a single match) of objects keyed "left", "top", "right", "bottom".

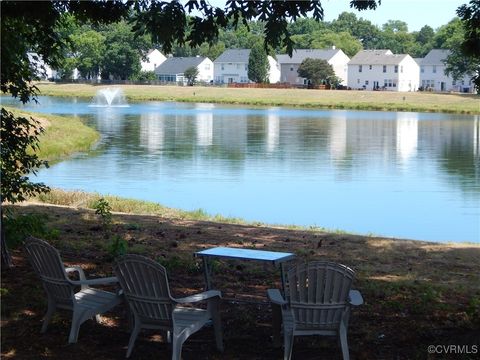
[
  {"left": 214, "top": 49, "right": 251, "bottom": 63},
  {"left": 276, "top": 48, "right": 342, "bottom": 64},
  {"left": 421, "top": 49, "right": 450, "bottom": 65},
  {"left": 348, "top": 50, "right": 409, "bottom": 65},
  {"left": 154, "top": 57, "right": 208, "bottom": 74}
]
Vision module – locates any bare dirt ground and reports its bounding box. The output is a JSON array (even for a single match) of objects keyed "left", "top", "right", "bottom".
[{"left": 2, "top": 203, "right": 479, "bottom": 359}]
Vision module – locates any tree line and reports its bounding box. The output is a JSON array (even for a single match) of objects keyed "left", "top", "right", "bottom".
[{"left": 54, "top": 11, "right": 471, "bottom": 82}]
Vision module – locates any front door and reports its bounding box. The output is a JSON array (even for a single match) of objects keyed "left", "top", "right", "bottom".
[{"left": 373, "top": 81, "right": 379, "bottom": 90}]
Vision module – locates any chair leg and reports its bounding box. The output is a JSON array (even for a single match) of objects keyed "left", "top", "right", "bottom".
[
  {"left": 126, "top": 321, "right": 141, "bottom": 358},
  {"left": 41, "top": 300, "right": 56, "bottom": 333},
  {"left": 284, "top": 330, "right": 294, "bottom": 360},
  {"left": 271, "top": 304, "right": 282, "bottom": 348},
  {"left": 69, "top": 309, "right": 89, "bottom": 343},
  {"left": 339, "top": 322, "right": 350, "bottom": 360},
  {"left": 211, "top": 300, "right": 223, "bottom": 352},
  {"left": 172, "top": 335, "right": 185, "bottom": 360}
]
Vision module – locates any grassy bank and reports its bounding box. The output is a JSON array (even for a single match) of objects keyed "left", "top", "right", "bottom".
[
  {"left": 33, "top": 188, "right": 343, "bottom": 233},
  {"left": 36, "top": 83, "right": 480, "bottom": 114},
  {"left": 5, "top": 107, "right": 100, "bottom": 162}
]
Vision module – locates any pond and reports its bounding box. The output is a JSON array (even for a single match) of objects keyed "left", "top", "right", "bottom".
[{"left": 3, "top": 95, "right": 479, "bottom": 243}]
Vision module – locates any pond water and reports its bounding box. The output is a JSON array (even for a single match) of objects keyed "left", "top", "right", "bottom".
[{"left": 3, "top": 95, "right": 479, "bottom": 243}]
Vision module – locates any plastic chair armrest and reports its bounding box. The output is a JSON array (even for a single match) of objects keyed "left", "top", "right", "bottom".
[
  {"left": 267, "top": 289, "right": 287, "bottom": 306},
  {"left": 175, "top": 290, "right": 222, "bottom": 304},
  {"left": 349, "top": 289, "right": 364, "bottom": 306},
  {"left": 70, "top": 276, "right": 119, "bottom": 287}
]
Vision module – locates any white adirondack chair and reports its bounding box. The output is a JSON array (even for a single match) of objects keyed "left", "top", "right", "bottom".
[
  {"left": 114, "top": 254, "right": 223, "bottom": 359},
  {"left": 267, "top": 261, "right": 363, "bottom": 360},
  {"left": 24, "top": 236, "right": 122, "bottom": 343}
]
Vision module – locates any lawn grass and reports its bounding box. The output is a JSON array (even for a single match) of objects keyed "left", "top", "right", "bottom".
[
  {"left": 4, "top": 106, "right": 100, "bottom": 162},
  {"left": 36, "top": 82, "right": 480, "bottom": 114}
]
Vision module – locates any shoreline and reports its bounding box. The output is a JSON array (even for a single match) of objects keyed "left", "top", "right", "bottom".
[
  {"left": 35, "top": 83, "right": 480, "bottom": 115},
  {"left": 32, "top": 188, "right": 479, "bottom": 246}
]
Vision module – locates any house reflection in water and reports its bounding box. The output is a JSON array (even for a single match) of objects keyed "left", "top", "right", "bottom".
[
  {"left": 396, "top": 112, "right": 418, "bottom": 164},
  {"left": 139, "top": 113, "right": 165, "bottom": 152},
  {"left": 195, "top": 104, "right": 214, "bottom": 147},
  {"left": 328, "top": 111, "right": 347, "bottom": 161},
  {"left": 266, "top": 110, "right": 280, "bottom": 153}
]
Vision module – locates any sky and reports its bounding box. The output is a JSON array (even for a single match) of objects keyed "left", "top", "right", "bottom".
[
  {"left": 203, "top": 0, "right": 466, "bottom": 32},
  {"left": 321, "top": 0, "right": 465, "bottom": 31}
]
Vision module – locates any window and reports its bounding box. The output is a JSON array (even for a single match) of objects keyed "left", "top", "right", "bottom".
[
  {"left": 433, "top": 65, "right": 437, "bottom": 73},
  {"left": 369, "top": 65, "right": 372, "bottom": 70},
  {"left": 421, "top": 66, "right": 425, "bottom": 73},
  {"left": 359, "top": 65, "right": 362, "bottom": 73},
  {"left": 383, "top": 65, "right": 387, "bottom": 73},
  {"left": 221, "top": 64, "right": 224, "bottom": 70},
  {"left": 236, "top": 64, "right": 240, "bottom": 69},
  {"left": 290, "top": 66, "right": 294, "bottom": 71},
  {"left": 365, "top": 80, "right": 369, "bottom": 85},
  {"left": 394, "top": 65, "right": 398, "bottom": 73},
  {"left": 400, "top": 66, "right": 403, "bottom": 73},
  {"left": 357, "top": 79, "right": 360, "bottom": 84},
  {"left": 245, "top": 64, "right": 248, "bottom": 71}
]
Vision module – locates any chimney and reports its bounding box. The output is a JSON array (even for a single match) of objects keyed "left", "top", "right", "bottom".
[{"left": 332, "top": 45, "right": 336, "bottom": 50}]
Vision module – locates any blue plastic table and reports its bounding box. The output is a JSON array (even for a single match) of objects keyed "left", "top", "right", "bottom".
[{"left": 195, "top": 247, "right": 295, "bottom": 293}]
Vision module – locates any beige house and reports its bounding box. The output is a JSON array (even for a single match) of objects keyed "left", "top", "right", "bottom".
[{"left": 276, "top": 48, "right": 350, "bottom": 85}]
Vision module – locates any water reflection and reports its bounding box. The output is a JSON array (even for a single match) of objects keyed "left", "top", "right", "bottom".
[
  {"left": 2, "top": 95, "right": 478, "bottom": 242},
  {"left": 396, "top": 112, "right": 418, "bottom": 163}
]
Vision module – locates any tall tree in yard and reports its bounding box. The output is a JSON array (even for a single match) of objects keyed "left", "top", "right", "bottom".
[
  {"left": 297, "top": 58, "right": 336, "bottom": 86},
  {"left": 184, "top": 66, "right": 199, "bottom": 86},
  {"left": 248, "top": 42, "right": 270, "bottom": 83}
]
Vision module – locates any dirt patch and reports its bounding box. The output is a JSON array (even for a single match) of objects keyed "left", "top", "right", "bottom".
[{"left": 2, "top": 203, "right": 479, "bottom": 359}]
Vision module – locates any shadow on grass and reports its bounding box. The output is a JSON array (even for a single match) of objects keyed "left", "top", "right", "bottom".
[{"left": 2, "top": 204, "right": 479, "bottom": 359}]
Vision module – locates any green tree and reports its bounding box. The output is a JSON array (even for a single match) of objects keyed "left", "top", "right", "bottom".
[
  {"left": 413, "top": 25, "right": 435, "bottom": 57},
  {"left": 330, "top": 12, "right": 380, "bottom": 49},
  {"left": 382, "top": 20, "right": 409, "bottom": 33},
  {"left": 71, "top": 30, "right": 106, "bottom": 79},
  {"left": 184, "top": 66, "right": 199, "bottom": 86},
  {"left": 310, "top": 30, "right": 363, "bottom": 57},
  {"left": 433, "top": 18, "right": 464, "bottom": 49},
  {"left": 297, "top": 58, "right": 335, "bottom": 86},
  {"left": 447, "top": 0, "right": 480, "bottom": 91},
  {"left": 248, "top": 42, "right": 270, "bottom": 83},
  {"left": 100, "top": 22, "right": 150, "bottom": 80}
]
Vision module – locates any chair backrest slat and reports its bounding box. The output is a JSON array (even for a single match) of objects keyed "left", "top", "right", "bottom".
[
  {"left": 115, "top": 255, "right": 174, "bottom": 324},
  {"left": 24, "top": 237, "right": 74, "bottom": 305},
  {"left": 286, "top": 261, "right": 354, "bottom": 329}
]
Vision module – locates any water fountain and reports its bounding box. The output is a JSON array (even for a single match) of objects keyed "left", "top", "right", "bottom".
[{"left": 90, "top": 87, "right": 129, "bottom": 107}]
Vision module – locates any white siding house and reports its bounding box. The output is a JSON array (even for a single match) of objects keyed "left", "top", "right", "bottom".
[
  {"left": 141, "top": 49, "right": 166, "bottom": 72},
  {"left": 347, "top": 50, "right": 419, "bottom": 92},
  {"left": 27, "top": 52, "right": 54, "bottom": 80},
  {"left": 214, "top": 49, "right": 280, "bottom": 84},
  {"left": 155, "top": 56, "right": 213, "bottom": 84},
  {"left": 276, "top": 48, "right": 350, "bottom": 85},
  {"left": 420, "top": 49, "right": 474, "bottom": 92}
]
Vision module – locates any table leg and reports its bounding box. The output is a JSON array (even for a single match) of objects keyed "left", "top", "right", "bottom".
[
  {"left": 202, "top": 257, "right": 212, "bottom": 290},
  {"left": 280, "top": 262, "right": 286, "bottom": 295}
]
